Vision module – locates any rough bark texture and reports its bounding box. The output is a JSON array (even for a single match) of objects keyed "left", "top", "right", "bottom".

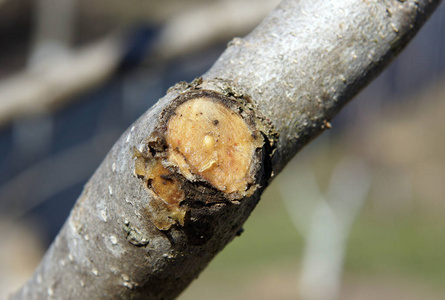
[
  {"left": 205, "top": 0, "right": 441, "bottom": 173},
  {"left": 11, "top": 0, "right": 441, "bottom": 299}
]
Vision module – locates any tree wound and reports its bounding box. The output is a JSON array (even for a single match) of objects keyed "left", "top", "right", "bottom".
[
  {"left": 166, "top": 97, "right": 262, "bottom": 194},
  {"left": 135, "top": 94, "right": 264, "bottom": 230}
]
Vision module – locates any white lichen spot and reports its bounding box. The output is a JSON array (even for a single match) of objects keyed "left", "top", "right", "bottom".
[
  {"left": 108, "top": 185, "right": 113, "bottom": 195},
  {"left": 92, "top": 268, "right": 99, "bottom": 276},
  {"left": 68, "top": 253, "right": 74, "bottom": 262},
  {"left": 100, "top": 209, "right": 108, "bottom": 222},
  {"left": 84, "top": 234, "right": 90, "bottom": 241},
  {"left": 110, "top": 266, "right": 119, "bottom": 274},
  {"left": 351, "top": 51, "right": 358, "bottom": 60},
  {"left": 112, "top": 162, "right": 116, "bottom": 172},
  {"left": 125, "top": 197, "right": 132, "bottom": 205},
  {"left": 59, "top": 259, "right": 66, "bottom": 267},
  {"left": 121, "top": 274, "right": 135, "bottom": 289},
  {"left": 391, "top": 22, "right": 399, "bottom": 33},
  {"left": 80, "top": 280, "right": 85, "bottom": 287},
  {"left": 122, "top": 274, "right": 130, "bottom": 281},
  {"left": 110, "top": 235, "right": 118, "bottom": 245},
  {"left": 131, "top": 126, "right": 135, "bottom": 132},
  {"left": 48, "top": 287, "right": 54, "bottom": 297},
  {"left": 126, "top": 134, "right": 131, "bottom": 143}
]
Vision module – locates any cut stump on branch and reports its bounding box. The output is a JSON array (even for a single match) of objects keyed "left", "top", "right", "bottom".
[{"left": 10, "top": 0, "right": 442, "bottom": 299}]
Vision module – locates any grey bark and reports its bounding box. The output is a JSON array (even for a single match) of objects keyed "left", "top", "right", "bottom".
[
  {"left": 10, "top": 0, "right": 441, "bottom": 299},
  {"left": 205, "top": 0, "right": 441, "bottom": 173}
]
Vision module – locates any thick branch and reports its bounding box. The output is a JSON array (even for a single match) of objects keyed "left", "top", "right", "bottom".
[
  {"left": 206, "top": 0, "right": 441, "bottom": 173},
  {"left": 10, "top": 0, "right": 441, "bottom": 300}
]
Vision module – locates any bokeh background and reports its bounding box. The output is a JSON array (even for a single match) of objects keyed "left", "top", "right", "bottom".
[{"left": 0, "top": 0, "right": 444, "bottom": 299}]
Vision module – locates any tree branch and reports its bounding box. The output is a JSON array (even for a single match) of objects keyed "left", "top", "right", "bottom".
[
  {"left": 10, "top": 0, "right": 441, "bottom": 299},
  {"left": 205, "top": 0, "right": 441, "bottom": 173}
]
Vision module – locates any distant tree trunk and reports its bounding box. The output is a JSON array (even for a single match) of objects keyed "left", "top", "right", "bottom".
[{"left": 10, "top": 0, "right": 441, "bottom": 299}]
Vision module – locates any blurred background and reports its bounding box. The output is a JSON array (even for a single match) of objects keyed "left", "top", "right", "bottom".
[{"left": 0, "top": 0, "right": 444, "bottom": 299}]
